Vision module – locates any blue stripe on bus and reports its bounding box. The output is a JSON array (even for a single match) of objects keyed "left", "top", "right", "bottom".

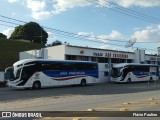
[
  {"left": 132, "top": 71, "right": 158, "bottom": 78},
  {"left": 42, "top": 70, "right": 99, "bottom": 78}
]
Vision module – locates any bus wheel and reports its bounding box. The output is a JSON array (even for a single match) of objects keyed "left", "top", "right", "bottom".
[
  {"left": 127, "top": 78, "right": 131, "bottom": 83},
  {"left": 32, "top": 81, "right": 41, "bottom": 89},
  {"left": 80, "top": 79, "right": 86, "bottom": 86}
]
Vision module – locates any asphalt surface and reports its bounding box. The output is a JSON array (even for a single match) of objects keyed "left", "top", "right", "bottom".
[
  {"left": 0, "top": 81, "right": 160, "bottom": 102},
  {"left": 0, "top": 81, "right": 160, "bottom": 120}
]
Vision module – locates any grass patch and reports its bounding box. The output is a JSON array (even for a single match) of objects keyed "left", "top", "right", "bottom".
[{"left": 0, "top": 38, "right": 44, "bottom": 71}]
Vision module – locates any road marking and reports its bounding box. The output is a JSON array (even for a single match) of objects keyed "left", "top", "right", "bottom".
[{"left": 95, "top": 96, "right": 160, "bottom": 112}]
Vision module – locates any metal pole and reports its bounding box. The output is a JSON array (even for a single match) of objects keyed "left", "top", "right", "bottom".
[{"left": 41, "top": 26, "right": 42, "bottom": 44}]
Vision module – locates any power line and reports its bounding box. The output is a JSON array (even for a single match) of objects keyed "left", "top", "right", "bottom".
[
  {"left": 0, "top": 14, "right": 159, "bottom": 43},
  {"left": 0, "top": 14, "right": 158, "bottom": 51},
  {"left": 0, "top": 15, "right": 26, "bottom": 23},
  {"left": 0, "top": 23, "right": 15, "bottom": 28},
  {"left": 50, "top": 31, "right": 124, "bottom": 46},
  {"left": 0, "top": 19, "right": 20, "bottom": 26},
  {"left": 0, "top": 17, "right": 124, "bottom": 46},
  {"left": 86, "top": 0, "right": 159, "bottom": 24},
  {"left": 45, "top": 26, "right": 160, "bottom": 43},
  {"left": 0, "top": 19, "right": 126, "bottom": 47},
  {"left": 44, "top": 26, "right": 127, "bottom": 43},
  {"left": 105, "top": 0, "right": 160, "bottom": 23},
  {"left": 0, "top": 15, "right": 130, "bottom": 43}
]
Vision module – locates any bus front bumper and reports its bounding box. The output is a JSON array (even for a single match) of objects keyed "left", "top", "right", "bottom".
[{"left": 7, "top": 82, "right": 25, "bottom": 89}]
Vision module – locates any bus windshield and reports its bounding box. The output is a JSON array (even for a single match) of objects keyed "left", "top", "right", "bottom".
[
  {"left": 5, "top": 67, "right": 15, "bottom": 81},
  {"left": 5, "top": 66, "right": 22, "bottom": 81},
  {"left": 14, "top": 67, "right": 22, "bottom": 79},
  {"left": 111, "top": 67, "right": 123, "bottom": 78}
]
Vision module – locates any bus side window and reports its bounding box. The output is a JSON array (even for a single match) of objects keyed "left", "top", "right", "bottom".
[
  {"left": 75, "top": 64, "right": 84, "bottom": 70},
  {"left": 60, "top": 63, "right": 74, "bottom": 70},
  {"left": 123, "top": 67, "right": 131, "bottom": 77}
]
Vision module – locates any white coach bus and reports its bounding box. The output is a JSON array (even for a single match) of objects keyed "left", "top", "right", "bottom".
[
  {"left": 5, "top": 59, "right": 98, "bottom": 89},
  {"left": 111, "top": 63, "right": 159, "bottom": 83}
]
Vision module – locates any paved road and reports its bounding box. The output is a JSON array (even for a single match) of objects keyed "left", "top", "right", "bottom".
[
  {"left": 0, "top": 81, "right": 160, "bottom": 102},
  {"left": 0, "top": 81, "right": 160, "bottom": 120}
]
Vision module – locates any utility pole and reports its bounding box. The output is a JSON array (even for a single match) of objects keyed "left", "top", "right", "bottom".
[{"left": 41, "top": 26, "right": 42, "bottom": 44}]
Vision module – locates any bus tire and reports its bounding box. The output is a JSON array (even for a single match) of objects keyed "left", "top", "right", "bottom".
[
  {"left": 127, "top": 78, "right": 131, "bottom": 83},
  {"left": 32, "top": 81, "right": 41, "bottom": 89},
  {"left": 80, "top": 79, "right": 86, "bottom": 86}
]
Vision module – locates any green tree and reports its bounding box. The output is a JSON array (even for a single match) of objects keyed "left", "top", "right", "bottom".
[
  {"left": 0, "top": 33, "right": 7, "bottom": 39},
  {"left": 51, "top": 40, "right": 62, "bottom": 46},
  {"left": 10, "top": 22, "right": 48, "bottom": 44},
  {"left": 10, "top": 25, "right": 23, "bottom": 39}
]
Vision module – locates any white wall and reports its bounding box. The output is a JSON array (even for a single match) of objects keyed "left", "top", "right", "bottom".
[
  {"left": 98, "top": 63, "right": 110, "bottom": 83},
  {"left": 65, "top": 45, "right": 95, "bottom": 57},
  {"left": 134, "top": 49, "right": 146, "bottom": 63},
  {"left": 19, "top": 48, "right": 48, "bottom": 60},
  {"left": 20, "top": 50, "right": 40, "bottom": 60},
  {"left": 0, "top": 72, "right": 4, "bottom": 82},
  {"left": 46, "top": 45, "right": 65, "bottom": 60}
]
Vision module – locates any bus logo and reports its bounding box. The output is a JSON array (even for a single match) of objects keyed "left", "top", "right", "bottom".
[
  {"left": 2, "top": 112, "right": 11, "bottom": 117},
  {"left": 35, "top": 73, "right": 40, "bottom": 79}
]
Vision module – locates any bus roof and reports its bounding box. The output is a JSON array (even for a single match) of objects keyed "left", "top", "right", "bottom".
[
  {"left": 113, "top": 63, "right": 158, "bottom": 68},
  {"left": 13, "top": 59, "right": 97, "bottom": 66}
]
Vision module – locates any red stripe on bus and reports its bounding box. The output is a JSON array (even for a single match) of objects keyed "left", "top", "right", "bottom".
[
  {"left": 137, "top": 75, "right": 149, "bottom": 78},
  {"left": 52, "top": 76, "right": 86, "bottom": 81}
]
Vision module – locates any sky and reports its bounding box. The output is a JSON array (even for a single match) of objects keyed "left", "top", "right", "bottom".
[{"left": 1, "top": 0, "right": 160, "bottom": 54}]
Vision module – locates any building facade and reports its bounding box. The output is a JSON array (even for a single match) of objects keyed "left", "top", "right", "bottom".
[{"left": 19, "top": 45, "right": 160, "bottom": 82}]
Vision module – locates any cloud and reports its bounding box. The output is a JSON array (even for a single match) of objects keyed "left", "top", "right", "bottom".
[
  {"left": 47, "top": 32, "right": 54, "bottom": 44},
  {"left": 7, "top": 0, "right": 160, "bottom": 20},
  {"left": 52, "top": 0, "right": 160, "bottom": 14},
  {"left": 132, "top": 25, "right": 160, "bottom": 42},
  {"left": 26, "top": 0, "right": 46, "bottom": 12},
  {"left": 115, "top": 0, "right": 160, "bottom": 7},
  {"left": 97, "top": 30, "right": 125, "bottom": 42},
  {"left": 11, "top": 12, "right": 16, "bottom": 16},
  {"left": 2, "top": 28, "right": 14, "bottom": 38},
  {"left": 98, "top": 44, "right": 126, "bottom": 51},
  {"left": 52, "top": 0, "right": 91, "bottom": 14},
  {"left": 98, "top": 25, "right": 160, "bottom": 53},
  {"left": 76, "top": 32, "right": 96, "bottom": 41},
  {"left": 25, "top": 0, "right": 52, "bottom": 20},
  {"left": 77, "top": 30, "right": 128, "bottom": 44},
  {"left": 7, "top": 0, "right": 51, "bottom": 20},
  {"left": 47, "top": 32, "right": 54, "bottom": 38},
  {"left": 31, "top": 11, "right": 51, "bottom": 20},
  {"left": 78, "top": 27, "right": 160, "bottom": 54},
  {"left": 7, "top": 0, "right": 20, "bottom": 3},
  {"left": 77, "top": 32, "right": 93, "bottom": 36}
]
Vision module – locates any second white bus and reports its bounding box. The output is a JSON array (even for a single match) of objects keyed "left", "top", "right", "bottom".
[{"left": 111, "top": 63, "right": 159, "bottom": 83}]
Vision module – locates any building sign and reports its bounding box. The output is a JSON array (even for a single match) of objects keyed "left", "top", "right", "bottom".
[
  {"left": 149, "top": 57, "right": 156, "bottom": 61},
  {"left": 93, "top": 52, "right": 128, "bottom": 59},
  {"left": 149, "top": 57, "right": 160, "bottom": 61},
  {"left": 149, "top": 56, "right": 160, "bottom": 62},
  {"left": 105, "top": 53, "right": 111, "bottom": 57},
  {"left": 112, "top": 53, "right": 128, "bottom": 59},
  {"left": 93, "top": 52, "right": 103, "bottom": 57},
  {"left": 80, "top": 50, "right": 84, "bottom": 55}
]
